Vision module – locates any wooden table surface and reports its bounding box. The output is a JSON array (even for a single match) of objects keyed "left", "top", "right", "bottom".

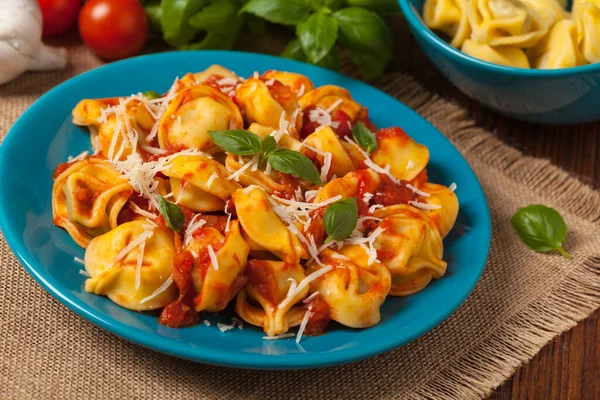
[
  {"left": 387, "top": 18, "right": 600, "bottom": 400},
  {"left": 46, "top": 21, "right": 599, "bottom": 398}
]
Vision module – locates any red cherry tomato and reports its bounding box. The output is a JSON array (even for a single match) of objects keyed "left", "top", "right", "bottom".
[
  {"left": 78, "top": 0, "right": 148, "bottom": 61},
  {"left": 38, "top": 0, "right": 81, "bottom": 37}
]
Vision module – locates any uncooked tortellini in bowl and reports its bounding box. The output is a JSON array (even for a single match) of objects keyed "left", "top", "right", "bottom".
[{"left": 423, "top": 0, "right": 599, "bottom": 69}]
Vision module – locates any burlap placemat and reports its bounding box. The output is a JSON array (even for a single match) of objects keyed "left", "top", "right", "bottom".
[{"left": 1, "top": 44, "right": 600, "bottom": 400}]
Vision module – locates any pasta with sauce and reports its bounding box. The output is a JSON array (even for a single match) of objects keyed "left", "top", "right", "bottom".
[{"left": 51, "top": 65, "right": 459, "bottom": 342}]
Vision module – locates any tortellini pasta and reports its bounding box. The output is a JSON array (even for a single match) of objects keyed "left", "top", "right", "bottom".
[
  {"left": 573, "top": 0, "right": 600, "bottom": 63},
  {"left": 425, "top": 0, "right": 595, "bottom": 69},
  {"left": 373, "top": 205, "right": 447, "bottom": 296},
  {"left": 84, "top": 221, "right": 178, "bottom": 310},
  {"left": 161, "top": 154, "right": 240, "bottom": 212},
  {"left": 236, "top": 259, "right": 309, "bottom": 336},
  {"left": 52, "top": 158, "right": 132, "bottom": 248},
  {"left": 528, "top": 19, "right": 587, "bottom": 69},
  {"left": 424, "top": 0, "right": 471, "bottom": 47},
  {"left": 307, "top": 246, "right": 391, "bottom": 328},
  {"left": 187, "top": 221, "right": 249, "bottom": 312},
  {"left": 158, "top": 85, "right": 243, "bottom": 152},
  {"left": 55, "top": 66, "right": 460, "bottom": 339}
]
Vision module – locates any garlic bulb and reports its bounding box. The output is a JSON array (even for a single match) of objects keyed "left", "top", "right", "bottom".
[{"left": 0, "top": 0, "right": 67, "bottom": 86}]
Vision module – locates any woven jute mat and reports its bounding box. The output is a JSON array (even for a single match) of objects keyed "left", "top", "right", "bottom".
[{"left": 1, "top": 43, "right": 600, "bottom": 400}]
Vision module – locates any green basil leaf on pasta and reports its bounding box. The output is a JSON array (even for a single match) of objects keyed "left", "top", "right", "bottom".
[
  {"left": 241, "top": 0, "right": 311, "bottom": 25},
  {"left": 352, "top": 121, "right": 377, "bottom": 152},
  {"left": 189, "top": 0, "right": 238, "bottom": 33},
  {"left": 323, "top": 198, "right": 358, "bottom": 243},
  {"left": 260, "top": 135, "right": 277, "bottom": 167},
  {"left": 209, "top": 130, "right": 262, "bottom": 155},
  {"left": 268, "top": 149, "right": 322, "bottom": 186},
  {"left": 141, "top": 90, "right": 161, "bottom": 100},
  {"left": 511, "top": 204, "right": 572, "bottom": 259},
  {"left": 296, "top": 12, "right": 339, "bottom": 64},
  {"left": 157, "top": 195, "right": 185, "bottom": 232}
]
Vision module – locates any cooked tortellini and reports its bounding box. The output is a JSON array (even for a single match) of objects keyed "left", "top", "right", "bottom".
[
  {"left": 235, "top": 77, "right": 302, "bottom": 137},
  {"left": 373, "top": 205, "right": 447, "bottom": 296},
  {"left": 236, "top": 259, "right": 309, "bottom": 336},
  {"left": 84, "top": 221, "right": 177, "bottom": 310},
  {"left": 52, "top": 158, "right": 132, "bottom": 248},
  {"left": 462, "top": 40, "right": 531, "bottom": 68},
  {"left": 425, "top": 0, "right": 594, "bottom": 69},
  {"left": 55, "top": 66, "right": 460, "bottom": 339},
  {"left": 423, "top": 0, "right": 471, "bottom": 47},
  {"left": 234, "top": 186, "right": 308, "bottom": 265},
  {"left": 529, "top": 19, "right": 587, "bottom": 68},
  {"left": 573, "top": 0, "right": 600, "bottom": 63},
  {"left": 187, "top": 221, "right": 249, "bottom": 312},
  {"left": 158, "top": 85, "right": 243, "bottom": 152},
  {"left": 161, "top": 154, "right": 240, "bottom": 212},
  {"left": 73, "top": 98, "right": 155, "bottom": 159},
  {"left": 307, "top": 246, "right": 391, "bottom": 328}
]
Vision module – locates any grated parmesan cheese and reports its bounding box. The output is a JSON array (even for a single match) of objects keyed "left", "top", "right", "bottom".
[
  {"left": 448, "top": 182, "right": 457, "bottom": 192},
  {"left": 278, "top": 265, "right": 333, "bottom": 312},
  {"left": 67, "top": 151, "right": 89, "bottom": 162},
  {"left": 203, "top": 320, "right": 211, "bottom": 327},
  {"left": 303, "top": 291, "right": 320, "bottom": 304},
  {"left": 325, "top": 98, "right": 343, "bottom": 113},
  {"left": 140, "top": 275, "right": 173, "bottom": 304},
  {"left": 206, "top": 172, "right": 218, "bottom": 188},
  {"left": 297, "top": 84, "right": 306, "bottom": 98},
  {"left": 74, "top": 256, "right": 84, "bottom": 265},
  {"left": 184, "top": 214, "right": 206, "bottom": 246},
  {"left": 320, "top": 152, "right": 332, "bottom": 183},
  {"left": 207, "top": 244, "right": 219, "bottom": 270},
  {"left": 263, "top": 333, "right": 295, "bottom": 340},
  {"left": 79, "top": 269, "right": 90, "bottom": 277},
  {"left": 130, "top": 202, "right": 156, "bottom": 219},
  {"left": 217, "top": 322, "right": 234, "bottom": 332},
  {"left": 224, "top": 200, "right": 232, "bottom": 233},
  {"left": 405, "top": 183, "right": 431, "bottom": 197},
  {"left": 296, "top": 307, "right": 313, "bottom": 343},
  {"left": 409, "top": 201, "right": 441, "bottom": 210}
]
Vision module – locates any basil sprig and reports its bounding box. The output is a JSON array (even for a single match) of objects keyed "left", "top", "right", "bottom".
[
  {"left": 143, "top": 0, "right": 396, "bottom": 78},
  {"left": 352, "top": 121, "right": 377, "bottom": 152},
  {"left": 323, "top": 198, "right": 358, "bottom": 243},
  {"left": 157, "top": 195, "right": 185, "bottom": 232},
  {"left": 209, "top": 129, "right": 322, "bottom": 186},
  {"left": 511, "top": 204, "right": 572, "bottom": 259}
]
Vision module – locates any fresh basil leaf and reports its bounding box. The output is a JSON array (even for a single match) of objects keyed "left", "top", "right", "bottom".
[
  {"left": 180, "top": 30, "right": 239, "bottom": 50},
  {"left": 281, "top": 39, "right": 340, "bottom": 70},
  {"left": 142, "top": 90, "right": 161, "bottom": 100},
  {"left": 161, "top": 0, "right": 208, "bottom": 47},
  {"left": 296, "top": 12, "right": 338, "bottom": 64},
  {"left": 282, "top": 39, "right": 308, "bottom": 61},
  {"left": 268, "top": 149, "right": 322, "bottom": 186},
  {"left": 333, "top": 7, "right": 392, "bottom": 65},
  {"left": 145, "top": 3, "right": 163, "bottom": 31},
  {"left": 511, "top": 204, "right": 572, "bottom": 259},
  {"left": 209, "top": 130, "right": 262, "bottom": 155},
  {"left": 241, "top": 0, "right": 311, "bottom": 25},
  {"left": 352, "top": 121, "right": 377, "bottom": 152},
  {"left": 349, "top": 51, "right": 387, "bottom": 79},
  {"left": 189, "top": 0, "right": 238, "bottom": 33},
  {"left": 311, "top": 0, "right": 343, "bottom": 12},
  {"left": 323, "top": 198, "right": 358, "bottom": 243},
  {"left": 157, "top": 195, "right": 185, "bottom": 232},
  {"left": 259, "top": 135, "right": 277, "bottom": 167},
  {"left": 346, "top": 0, "right": 401, "bottom": 15}
]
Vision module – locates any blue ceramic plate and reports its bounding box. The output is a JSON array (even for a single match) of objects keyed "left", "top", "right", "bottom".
[{"left": 0, "top": 51, "right": 490, "bottom": 369}]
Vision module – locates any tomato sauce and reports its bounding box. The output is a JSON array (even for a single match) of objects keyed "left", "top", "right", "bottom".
[
  {"left": 304, "top": 296, "right": 331, "bottom": 336},
  {"left": 272, "top": 172, "right": 301, "bottom": 200},
  {"left": 244, "top": 259, "right": 277, "bottom": 304},
  {"left": 303, "top": 207, "right": 326, "bottom": 247},
  {"left": 117, "top": 192, "right": 150, "bottom": 225},
  {"left": 159, "top": 251, "right": 200, "bottom": 328},
  {"left": 377, "top": 126, "right": 411, "bottom": 142},
  {"left": 266, "top": 79, "right": 295, "bottom": 106},
  {"left": 144, "top": 143, "right": 187, "bottom": 162},
  {"left": 331, "top": 109, "right": 352, "bottom": 140},
  {"left": 374, "top": 175, "right": 416, "bottom": 207}
]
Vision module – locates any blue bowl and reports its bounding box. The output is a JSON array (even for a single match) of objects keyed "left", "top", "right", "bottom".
[
  {"left": 398, "top": 0, "right": 600, "bottom": 124},
  {"left": 0, "top": 51, "right": 491, "bottom": 369}
]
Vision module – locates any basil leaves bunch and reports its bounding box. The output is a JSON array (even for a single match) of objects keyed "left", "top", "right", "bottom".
[
  {"left": 143, "top": 0, "right": 246, "bottom": 51},
  {"left": 142, "top": 0, "right": 398, "bottom": 78},
  {"left": 243, "top": 0, "right": 397, "bottom": 78},
  {"left": 157, "top": 195, "right": 185, "bottom": 231},
  {"left": 209, "top": 130, "right": 323, "bottom": 186}
]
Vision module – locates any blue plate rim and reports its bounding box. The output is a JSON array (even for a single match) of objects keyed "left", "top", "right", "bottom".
[{"left": 0, "top": 50, "right": 491, "bottom": 369}]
